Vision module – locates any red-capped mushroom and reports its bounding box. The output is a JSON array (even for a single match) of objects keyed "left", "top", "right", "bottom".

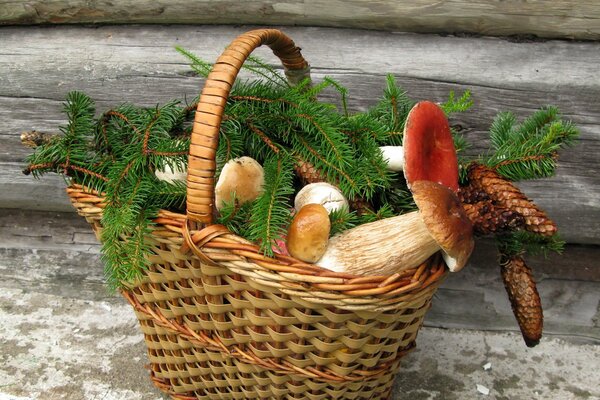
[
  {"left": 316, "top": 180, "right": 474, "bottom": 275},
  {"left": 403, "top": 101, "right": 459, "bottom": 192},
  {"left": 379, "top": 102, "right": 459, "bottom": 192}
]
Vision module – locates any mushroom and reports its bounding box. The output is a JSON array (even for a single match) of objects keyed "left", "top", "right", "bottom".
[
  {"left": 379, "top": 146, "right": 405, "bottom": 172},
  {"left": 317, "top": 180, "right": 474, "bottom": 275},
  {"left": 294, "top": 182, "right": 349, "bottom": 214},
  {"left": 155, "top": 163, "right": 187, "bottom": 183},
  {"left": 215, "top": 156, "right": 264, "bottom": 210},
  {"left": 287, "top": 203, "right": 331, "bottom": 263},
  {"left": 379, "top": 101, "right": 459, "bottom": 192}
]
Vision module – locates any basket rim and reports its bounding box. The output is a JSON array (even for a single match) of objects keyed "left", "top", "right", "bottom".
[{"left": 67, "top": 183, "right": 447, "bottom": 309}]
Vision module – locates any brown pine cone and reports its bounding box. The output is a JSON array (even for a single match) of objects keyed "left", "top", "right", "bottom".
[
  {"left": 293, "top": 158, "right": 326, "bottom": 185},
  {"left": 21, "top": 131, "right": 57, "bottom": 148},
  {"left": 467, "top": 163, "right": 557, "bottom": 236},
  {"left": 348, "top": 197, "right": 374, "bottom": 216},
  {"left": 458, "top": 184, "right": 490, "bottom": 204},
  {"left": 500, "top": 253, "right": 543, "bottom": 347},
  {"left": 463, "top": 202, "right": 525, "bottom": 235}
]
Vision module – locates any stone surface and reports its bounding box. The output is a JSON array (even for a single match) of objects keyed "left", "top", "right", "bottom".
[
  {"left": 1, "top": 242, "right": 599, "bottom": 399},
  {"left": 1, "top": 283, "right": 599, "bottom": 400}
]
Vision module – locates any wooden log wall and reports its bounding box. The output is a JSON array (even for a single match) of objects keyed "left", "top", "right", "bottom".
[
  {"left": 1, "top": 0, "right": 599, "bottom": 40},
  {"left": 1, "top": 24, "right": 599, "bottom": 339},
  {"left": 2, "top": 25, "right": 599, "bottom": 243}
]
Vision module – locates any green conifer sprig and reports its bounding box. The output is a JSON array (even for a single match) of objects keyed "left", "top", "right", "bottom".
[
  {"left": 366, "top": 74, "right": 415, "bottom": 145},
  {"left": 23, "top": 48, "right": 578, "bottom": 290},
  {"left": 496, "top": 231, "right": 565, "bottom": 258},
  {"left": 329, "top": 207, "right": 359, "bottom": 236},
  {"left": 441, "top": 90, "right": 474, "bottom": 115},
  {"left": 216, "top": 200, "right": 253, "bottom": 238},
  {"left": 247, "top": 152, "right": 295, "bottom": 256},
  {"left": 483, "top": 106, "right": 578, "bottom": 181}
]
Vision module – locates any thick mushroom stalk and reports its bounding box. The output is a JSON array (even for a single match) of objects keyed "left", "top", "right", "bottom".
[
  {"left": 317, "top": 181, "right": 474, "bottom": 275},
  {"left": 317, "top": 211, "right": 438, "bottom": 275}
]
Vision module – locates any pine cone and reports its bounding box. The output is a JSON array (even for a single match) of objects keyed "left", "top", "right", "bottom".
[
  {"left": 500, "top": 253, "right": 543, "bottom": 347},
  {"left": 348, "top": 197, "right": 374, "bottom": 216},
  {"left": 21, "top": 131, "right": 57, "bottom": 148},
  {"left": 467, "top": 164, "right": 557, "bottom": 236},
  {"left": 458, "top": 184, "right": 490, "bottom": 204},
  {"left": 294, "top": 158, "right": 326, "bottom": 185},
  {"left": 463, "top": 202, "right": 524, "bottom": 235}
]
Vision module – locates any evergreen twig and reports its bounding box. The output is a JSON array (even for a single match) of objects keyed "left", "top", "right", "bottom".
[{"left": 22, "top": 49, "right": 577, "bottom": 290}]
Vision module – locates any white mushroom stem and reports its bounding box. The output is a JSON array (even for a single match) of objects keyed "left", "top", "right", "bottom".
[
  {"left": 317, "top": 211, "right": 440, "bottom": 276},
  {"left": 379, "top": 146, "right": 405, "bottom": 172},
  {"left": 155, "top": 164, "right": 187, "bottom": 183}
]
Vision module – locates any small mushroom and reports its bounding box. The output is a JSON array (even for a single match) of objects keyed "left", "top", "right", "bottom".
[
  {"left": 215, "top": 156, "right": 264, "bottom": 210},
  {"left": 317, "top": 180, "right": 474, "bottom": 275},
  {"left": 155, "top": 163, "right": 187, "bottom": 183},
  {"left": 379, "top": 101, "right": 459, "bottom": 192},
  {"left": 294, "top": 182, "right": 349, "bottom": 214},
  {"left": 287, "top": 203, "right": 331, "bottom": 263}
]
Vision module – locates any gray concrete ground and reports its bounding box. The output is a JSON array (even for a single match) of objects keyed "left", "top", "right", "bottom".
[
  {"left": 2, "top": 283, "right": 599, "bottom": 400},
  {"left": 1, "top": 246, "right": 599, "bottom": 399}
]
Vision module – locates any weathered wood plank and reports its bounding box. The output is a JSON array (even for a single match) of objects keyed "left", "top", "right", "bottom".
[
  {"left": 2, "top": 209, "right": 599, "bottom": 342},
  {"left": 1, "top": 0, "right": 599, "bottom": 40},
  {"left": 1, "top": 25, "right": 598, "bottom": 244}
]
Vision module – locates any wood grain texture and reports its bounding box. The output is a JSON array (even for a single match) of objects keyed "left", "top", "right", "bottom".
[
  {"left": 1, "top": 25, "right": 599, "bottom": 244},
  {"left": 0, "top": 0, "right": 599, "bottom": 40},
  {"left": 2, "top": 208, "right": 598, "bottom": 342}
]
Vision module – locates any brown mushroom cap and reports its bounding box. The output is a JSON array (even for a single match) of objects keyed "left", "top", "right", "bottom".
[
  {"left": 287, "top": 204, "right": 331, "bottom": 263},
  {"left": 403, "top": 101, "right": 459, "bottom": 192},
  {"left": 411, "top": 180, "right": 474, "bottom": 272},
  {"left": 215, "top": 157, "right": 264, "bottom": 210}
]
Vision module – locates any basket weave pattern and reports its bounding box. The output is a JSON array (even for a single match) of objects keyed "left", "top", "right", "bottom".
[{"left": 65, "top": 29, "right": 449, "bottom": 400}]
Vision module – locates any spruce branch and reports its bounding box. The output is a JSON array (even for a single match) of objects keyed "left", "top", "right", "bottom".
[
  {"left": 175, "top": 46, "right": 212, "bottom": 77},
  {"left": 358, "top": 203, "right": 396, "bottom": 224},
  {"left": 243, "top": 55, "right": 290, "bottom": 88},
  {"left": 216, "top": 200, "right": 254, "bottom": 238},
  {"left": 329, "top": 207, "right": 359, "bottom": 236},
  {"left": 496, "top": 231, "right": 565, "bottom": 258},
  {"left": 22, "top": 49, "right": 579, "bottom": 292},
  {"left": 483, "top": 107, "right": 578, "bottom": 181},
  {"left": 366, "top": 74, "right": 415, "bottom": 142},
  {"left": 441, "top": 90, "right": 473, "bottom": 115},
  {"left": 247, "top": 152, "right": 295, "bottom": 256}
]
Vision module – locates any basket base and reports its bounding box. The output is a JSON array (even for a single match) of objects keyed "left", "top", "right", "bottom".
[{"left": 148, "top": 360, "right": 401, "bottom": 400}]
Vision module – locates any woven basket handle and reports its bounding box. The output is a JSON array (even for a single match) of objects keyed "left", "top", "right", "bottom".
[{"left": 186, "top": 29, "right": 310, "bottom": 224}]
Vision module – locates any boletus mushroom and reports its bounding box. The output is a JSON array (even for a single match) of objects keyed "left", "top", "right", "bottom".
[
  {"left": 287, "top": 203, "right": 331, "bottom": 263},
  {"left": 317, "top": 180, "right": 474, "bottom": 275},
  {"left": 380, "top": 101, "right": 459, "bottom": 192},
  {"left": 294, "top": 182, "right": 349, "bottom": 214},
  {"left": 215, "top": 156, "right": 264, "bottom": 210}
]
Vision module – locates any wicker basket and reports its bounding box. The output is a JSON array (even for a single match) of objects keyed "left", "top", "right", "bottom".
[{"left": 66, "top": 29, "right": 449, "bottom": 400}]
